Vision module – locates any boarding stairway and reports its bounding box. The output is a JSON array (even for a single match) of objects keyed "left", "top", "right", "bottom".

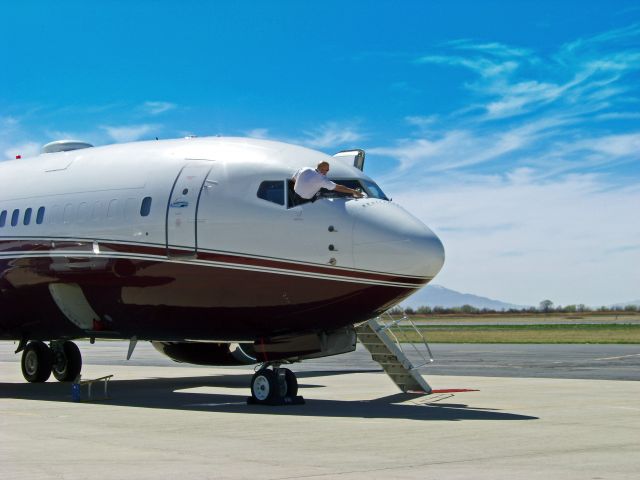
[{"left": 355, "top": 312, "right": 434, "bottom": 394}]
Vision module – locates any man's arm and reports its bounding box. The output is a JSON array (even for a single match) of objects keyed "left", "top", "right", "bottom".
[{"left": 334, "top": 184, "right": 364, "bottom": 198}]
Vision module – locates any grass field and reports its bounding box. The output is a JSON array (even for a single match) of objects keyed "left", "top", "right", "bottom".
[
  {"left": 392, "top": 324, "right": 640, "bottom": 344},
  {"left": 406, "top": 312, "right": 640, "bottom": 325},
  {"left": 388, "top": 313, "right": 640, "bottom": 343}
]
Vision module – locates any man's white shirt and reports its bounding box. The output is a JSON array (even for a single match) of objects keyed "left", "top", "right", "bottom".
[{"left": 292, "top": 168, "right": 337, "bottom": 199}]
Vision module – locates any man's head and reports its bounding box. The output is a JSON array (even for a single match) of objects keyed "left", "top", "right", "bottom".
[{"left": 316, "top": 161, "right": 330, "bottom": 175}]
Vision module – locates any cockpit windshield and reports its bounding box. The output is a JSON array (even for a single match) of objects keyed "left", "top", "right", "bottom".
[
  {"left": 320, "top": 179, "right": 389, "bottom": 200},
  {"left": 361, "top": 179, "right": 388, "bottom": 200}
]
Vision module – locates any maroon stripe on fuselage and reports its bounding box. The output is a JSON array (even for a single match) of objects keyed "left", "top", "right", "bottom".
[
  {"left": 0, "top": 250, "right": 423, "bottom": 341},
  {"left": 194, "top": 250, "right": 428, "bottom": 285},
  {"left": 0, "top": 238, "right": 429, "bottom": 286}
]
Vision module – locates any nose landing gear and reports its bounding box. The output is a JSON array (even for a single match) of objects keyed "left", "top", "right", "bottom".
[{"left": 248, "top": 364, "right": 304, "bottom": 405}]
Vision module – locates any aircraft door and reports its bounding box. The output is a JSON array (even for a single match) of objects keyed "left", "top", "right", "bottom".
[{"left": 166, "top": 161, "right": 213, "bottom": 255}]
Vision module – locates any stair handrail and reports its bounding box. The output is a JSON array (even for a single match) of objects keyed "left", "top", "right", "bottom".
[{"left": 377, "top": 310, "right": 434, "bottom": 369}]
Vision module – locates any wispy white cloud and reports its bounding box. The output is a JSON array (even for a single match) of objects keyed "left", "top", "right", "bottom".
[
  {"left": 595, "top": 112, "right": 640, "bottom": 121},
  {"left": 3, "top": 142, "right": 40, "bottom": 160},
  {"left": 416, "top": 26, "right": 640, "bottom": 123},
  {"left": 246, "top": 128, "right": 270, "bottom": 139},
  {"left": 446, "top": 40, "right": 534, "bottom": 59},
  {"left": 574, "top": 132, "right": 640, "bottom": 156},
  {"left": 394, "top": 171, "right": 640, "bottom": 306},
  {"left": 378, "top": 24, "right": 640, "bottom": 180},
  {"left": 404, "top": 115, "right": 439, "bottom": 130},
  {"left": 416, "top": 54, "right": 519, "bottom": 79},
  {"left": 1, "top": 116, "right": 19, "bottom": 128},
  {"left": 240, "top": 123, "right": 366, "bottom": 150},
  {"left": 373, "top": 117, "right": 566, "bottom": 177},
  {"left": 0, "top": 116, "right": 40, "bottom": 160},
  {"left": 561, "top": 23, "right": 640, "bottom": 54},
  {"left": 300, "top": 122, "right": 366, "bottom": 149},
  {"left": 373, "top": 24, "right": 640, "bottom": 306},
  {"left": 101, "top": 124, "right": 159, "bottom": 143},
  {"left": 142, "top": 101, "right": 176, "bottom": 115}
]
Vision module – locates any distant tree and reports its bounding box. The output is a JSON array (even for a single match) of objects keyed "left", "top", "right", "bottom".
[
  {"left": 460, "top": 304, "right": 477, "bottom": 314},
  {"left": 416, "top": 306, "right": 432, "bottom": 314},
  {"left": 564, "top": 305, "right": 577, "bottom": 313},
  {"left": 404, "top": 307, "right": 415, "bottom": 315},
  {"left": 539, "top": 299, "right": 554, "bottom": 312},
  {"left": 624, "top": 304, "right": 639, "bottom": 312}
]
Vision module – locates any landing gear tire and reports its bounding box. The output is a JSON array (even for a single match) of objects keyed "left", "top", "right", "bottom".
[
  {"left": 251, "top": 369, "right": 279, "bottom": 404},
  {"left": 52, "top": 341, "right": 82, "bottom": 382},
  {"left": 21, "top": 341, "right": 53, "bottom": 383},
  {"left": 281, "top": 368, "right": 298, "bottom": 397},
  {"left": 249, "top": 366, "right": 303, "bottom": 405}
]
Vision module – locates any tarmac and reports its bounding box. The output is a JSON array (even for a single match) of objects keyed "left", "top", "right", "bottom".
[{"left": 2, "top": 342, "right": 640, "bottom": 479}]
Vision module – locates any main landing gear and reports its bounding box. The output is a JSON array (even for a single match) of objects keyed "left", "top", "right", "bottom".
[
  {"left": 20, "top": 340, "right": 82, "bottom": 383},
  {"left": 248, "top": 364, "right": 304, "bottom": 405}
]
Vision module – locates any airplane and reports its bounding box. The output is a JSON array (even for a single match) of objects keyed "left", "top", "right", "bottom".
[{"left": 0, "top": 136, "right": 444, "bottom": 404}]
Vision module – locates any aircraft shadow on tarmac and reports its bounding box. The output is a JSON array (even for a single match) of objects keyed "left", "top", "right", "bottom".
[{"left": 0, "top": 371, "right": 538, "bottom": 422}]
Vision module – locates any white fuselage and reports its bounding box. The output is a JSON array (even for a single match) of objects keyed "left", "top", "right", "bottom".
[{"left": 0, "top": 137, "right": 444, "bottom": 342}]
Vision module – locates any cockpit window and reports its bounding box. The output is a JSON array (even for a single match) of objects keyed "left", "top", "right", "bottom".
[
  {"left": 320, "top": 179, "right": 389, "bottom": 200},
  {"left": 257, "top": 181, "right": 285, "bottom": 206},
  {"left": 361, "top": 179, "right": 388, "bottom": 200}
]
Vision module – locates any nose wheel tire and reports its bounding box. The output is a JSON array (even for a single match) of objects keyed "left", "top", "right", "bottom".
[
  {"left": 21, "top": 341, "right": 53, "bottom": 383},
  {"left": 249, "top": 366, "right": 303, "bottom": 405},
  {"left": 251, "top": 369, "right": 278, "bottom": 403},
  {"left": 52, "top": 341, "right": 82, "bottom": 382},
  {"left": 281, "top": 368, "right": 298, "bottom": 397}
]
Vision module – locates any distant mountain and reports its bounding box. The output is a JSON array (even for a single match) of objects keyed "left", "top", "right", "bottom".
[{"left": 400, "top": 284, "right": 526, "bottom": 310}]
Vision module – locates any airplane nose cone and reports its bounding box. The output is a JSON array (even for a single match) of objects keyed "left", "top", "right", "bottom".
[{"left": 349, "top": 200, "right": 445, "bottom": 279}]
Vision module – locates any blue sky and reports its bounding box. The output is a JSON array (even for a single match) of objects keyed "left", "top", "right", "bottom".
[{"left": 2, "top": 1, "right": 639, "bottom": 306}]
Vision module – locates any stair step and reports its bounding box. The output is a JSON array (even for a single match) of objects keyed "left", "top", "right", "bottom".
[
  {"left": 380, "top": 365, "right": 414, "bottom": 375},
  {"left": 356, "top": 317, "right": 432, "bottom": 394}
]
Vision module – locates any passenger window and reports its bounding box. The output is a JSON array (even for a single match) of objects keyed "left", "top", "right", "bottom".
[
  {"left": 107, "top": 199, "right": 119, "bottom": 218},
  {"left": 49, "top": 205, "right": 61, "bottom": 225},
  {"left": 63, "top": 203, "right": 75, "bottom": 224},
  {"left": 91, "top": 201, "right": 104, "bottom": 220},
  {"left": 124, "top": 198, "right": 137, "bottom": 220},
  {"left": 140, "top": 196, "right": 152, "bottom": 216},
  {"left": 24, "top": 208, "right": 32, "bottom": 225},
  {"left": 0, "top": 210, "right": 6, "bottom": 227},
  {"left": 257, "top": 181, "right": 285, "bottom": 206},
  {"left": 11, "top": 209, "right": 20, "bottom": 226},
  {"left": 36, "top": 207, "right": 45, "bottom": 224},
  {"left": 78, "top": 202, "right": 90, "bottom": 223}
]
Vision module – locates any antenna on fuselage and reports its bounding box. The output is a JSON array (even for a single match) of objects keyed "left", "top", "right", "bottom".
[{"left": 41, "top": 140, "right": 94, "bottom": 154}]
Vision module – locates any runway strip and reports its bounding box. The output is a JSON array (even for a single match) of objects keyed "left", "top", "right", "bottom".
[{"left": 2, "top": 342, "right": 639, "bottom": 479}]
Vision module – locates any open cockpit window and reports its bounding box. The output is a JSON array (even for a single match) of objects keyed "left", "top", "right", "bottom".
[{"left": 257, "top": 181, "right": 285, "bottom": 206}]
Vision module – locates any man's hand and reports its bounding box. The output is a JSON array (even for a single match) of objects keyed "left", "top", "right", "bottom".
[{"left": 335, "top": 184, "right": 364, "bottom": 198}]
